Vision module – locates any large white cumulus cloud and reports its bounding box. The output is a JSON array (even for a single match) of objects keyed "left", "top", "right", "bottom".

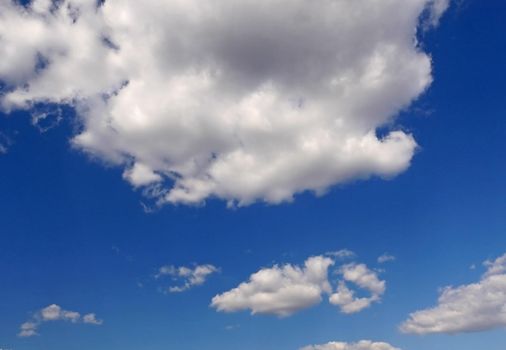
[{"left": 0, "top": 0, "right": 447, "bottom": 206}]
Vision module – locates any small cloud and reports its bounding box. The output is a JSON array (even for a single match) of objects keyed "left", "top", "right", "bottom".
[
  {"left": 327, "top": 249, "right": 356, "bottom": 260},
  {"left": 329, "top": 263, "right": 386, "bottom": 314},
  {"left": 211, "top": 254, "right": 385, "bottom": 317},
  {"left": 300, "top": 340, "right": 401, "bottom": 350},
  {"left": 400, "top": 252, "right": 506, "bottom": 334},
  {"left": 211, "top": 256, "right": 334, "bottom": 317},
  {"left": 0, "top": 132, "right": 13, "bottom": 155},
  {"left": 156, "top": 264, "right": 219, "bottom": 293},
  {"left": 83, "top": 313, "right": 103, "bottom": 325},
  {"left": 377, "top": 254, "right": 396, "bottom": 264},
  {"left": 18, "top": 304, "right": 102, "bottom": 337},
  {"left": 30, "top": 105, "right": 63, "bottom": 133},
  {"left": 224, "top": 324, "right": 240, "bottom": 331}
]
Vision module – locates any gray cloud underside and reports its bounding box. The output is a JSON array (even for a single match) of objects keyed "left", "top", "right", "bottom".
[{"left": 0, "top": 0, "right": 447, "bottom": 206}]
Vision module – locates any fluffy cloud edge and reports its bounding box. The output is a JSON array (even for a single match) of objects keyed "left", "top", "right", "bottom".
[
  {"left": 211, "top": 254, "right": 386, "bottom": 317},
  {"left": 300, "top": 340, "right": 401, "bottom": 350},
  {"left": 0, "top": 0, "right": 449, "bottom": 207},
  {"left": 400, "top": 252, "right": 506, "bottom": 335}
]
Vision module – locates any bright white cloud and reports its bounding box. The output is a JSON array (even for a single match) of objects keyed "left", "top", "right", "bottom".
[
  {"left": 18, "top": 304, "right": 102, "bottom": 337},
  {"left": 211, "top": 255, "right": 385, "bottom": 317},
  {"left": 212, "top": 256, "right": 334, "bottom": 316},
  {"left": 300, "top": 340, "right": 401, "bottom": 350},
  {"left": 400, "top": 252, "right": 506, "bottom": 334},
  {"left": 377, "top": 254, "right": 396, "bottom": 264},
  {"left": 329, "top": 263, "right": 386, "bottom": 314},
  {"left": 0, "top": 0, "right": 448, "bottom": 206},
  {"left": 156, "top": 264, "right": 219, "bottom": 293}
]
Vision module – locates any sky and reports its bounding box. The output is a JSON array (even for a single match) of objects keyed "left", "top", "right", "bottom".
[{"left": 1, "top": 0, "right": 506, "bottom": 349}]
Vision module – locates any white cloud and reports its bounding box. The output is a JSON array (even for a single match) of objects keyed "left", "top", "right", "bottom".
[
  {"left": 83, "top": 313, "right": 103, "bottom": 325},
  {"left": 0, "top": 0, "right": 448, "bottom": 206},
  {"left": 400, "top": 252, "right": 506, "bottom": 334},
  {"left": 30, "top": 105, "right": 63, "bottom": 133},
  {"left": 18, "top": 304, "right": 102, "bottom": 337},
  {"left": 156, "top": 264, "right": 219, "bottom": 293},
  {"left": 327, "top": 249, "right": 356, "bottom": 260},
  {"left": 211, "top": 255, "right": 385, "bottom": 317},
  {"left": 377, "top": 254, "right": 396, "bottom": 264},
  {"left": 212, "top": 256, "right": 334, "bottom": 317},
  {"left": 300, "top": 340, "right": 401, "bottom": 350},
  {"left": 0, "top": 132, "right": 12, "bottom": 154},
  {"left": 424, "top": 0, "right": 451, "bottom": 28},
  {"left": 329, "top": 263, "right": 386, "bottom": 314}
]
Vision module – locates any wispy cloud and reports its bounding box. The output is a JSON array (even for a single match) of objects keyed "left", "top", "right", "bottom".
[
  {"left": 18, "top": 304, "right": 102, "bottom": 337},
  {"left": 377, "top": 254, "right": 396, "bottom": 264},
  {"left": 156, "top": 264, "right": 219, "bottom": 293}
]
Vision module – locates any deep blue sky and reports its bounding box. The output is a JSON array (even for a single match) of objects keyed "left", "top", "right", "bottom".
[{"left": 1, "top": 1, "right": 506, "bottom": 349}]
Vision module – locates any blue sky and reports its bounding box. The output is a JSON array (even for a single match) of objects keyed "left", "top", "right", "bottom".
[{"left": 1, "top": 1, "right": 506, "bottom": 350}]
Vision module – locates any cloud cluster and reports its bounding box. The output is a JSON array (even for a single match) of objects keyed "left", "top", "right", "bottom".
[
  {"left": 400, "top": 252, "right": 506, "bottom": 334},
  {"left": 18, "top": 304, "right": 102, "bottom": 337},
  {"left": 0, "top": 0, "right": 447, "bottom": 206},
  {"left": 211, "top": 254, "right": 385, "bottom": 316},
  {"left": 300, "top": 340, "right": 400, "bottom": 350},
  {"left": 330, "top": 263, "right": 386, "bottom": 314},
  {"left": 156, "top": 264, "right": 219, "bottom": 293}
]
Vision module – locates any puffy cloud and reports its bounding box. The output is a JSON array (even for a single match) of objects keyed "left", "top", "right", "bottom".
[
  {"left": 300, "top": 340, "right": 401, "bottom": 350},
  {"left": 18, "top": 304, "right": 102, "bottom": 337},
  {"left": 329, "top": 263, "right": 386, "bottom": 314},
  {"left": 211, "top": 255, "right": 385, "bottom": 317},
  {"left": 400, "top": 252, "right": 506, "bottom": 334},
  {"left": 156, "top": 264, "right": 219, "bottom": 293},
  {"left": 82, "top": 313, "right": 103, "bottom": 325},
  {"left": 377, "top": 254, "right": 396, "bottom": 264},
  {"left": 211, "top": 256, "right": 334, "bottom": 317},
  {"left": 0, "top": 0, "right": 448, "bottom": 206}
]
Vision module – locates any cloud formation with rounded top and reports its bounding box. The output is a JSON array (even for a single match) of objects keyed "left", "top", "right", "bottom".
[{"left": 0, "top": 0, "right": 448, "bottom": 206}]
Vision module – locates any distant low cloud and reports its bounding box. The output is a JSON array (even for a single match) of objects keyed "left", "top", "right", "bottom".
[
  {"left": 377, "top": 254, "right": 396, "bottom": 264},
  {"left": 0, "top": 0, "right": 448, "bottom": 206},
  {"left": 300, "top": 340, "right": 401, "bottom": 350},
  {"left": 400, "top": 252, "right": 506, "bottom": 334},
  {"left": 0, "top": 132, "right": 12, "bottom": 155},
  {"left": 18, "top": 304, "right": 102, "bottom": 337},
  {"left": 211, "top": 254, "right": 385, "bottom": 317},
  {"left": 327, "top": 250, "right": 356, "bottom": 260},
  {"left": 156, "top": 264, "right": 219, "bottom": 293}
]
